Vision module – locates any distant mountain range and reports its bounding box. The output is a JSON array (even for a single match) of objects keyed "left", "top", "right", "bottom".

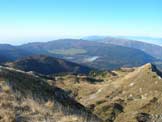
[
  {"left": 83, "top": 35, "right": 162, "bottom": 46},
  {"left": 118, "top": 36, "right": 162, "bottom": 46},
  {"left": 83, "top": 36, "right": 162, "bottom": 60},
  {"left": 0, "top": 44, "right": 33, "bottom": 63},
  {"left": 18, "top": 39, "right": 157, "bottom": 70},
  {"left": 0, "top": 37, "right": 162, "bottom": 71}
]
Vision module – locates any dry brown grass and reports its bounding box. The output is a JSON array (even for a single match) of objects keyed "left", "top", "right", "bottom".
[
  {"left": 0, "top": 78, "right": 98, "bottom": 122},
  {"left": 2, "top": 85, "right": 10, "bottom": 93},
  {"left": 53, "top": 63, "right": 162, "bottom": 122},
  {"left": 45, "top": 100, "right": 55, "bottom": 109}
]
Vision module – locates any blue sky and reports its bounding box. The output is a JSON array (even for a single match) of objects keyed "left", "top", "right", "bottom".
[{"left": 0, "top": 0, "right": 161, "bottom": 44}]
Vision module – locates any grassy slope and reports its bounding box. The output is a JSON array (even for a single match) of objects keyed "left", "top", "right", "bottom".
[
  {"left": 53, "top": 64, "right": 162, "bottom": 122},
  {"left": 0, "top": 66, "right": 102, "bottom": 122}
]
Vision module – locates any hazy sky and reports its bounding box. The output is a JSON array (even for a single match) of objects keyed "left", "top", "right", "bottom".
[{"left": 0, "top": 0, "right": 162, "bottom": 45}]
